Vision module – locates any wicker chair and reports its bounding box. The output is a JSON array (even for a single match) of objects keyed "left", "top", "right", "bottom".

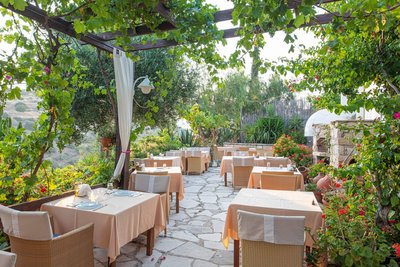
[
  {"left": 134, "top": 174, "right": 170, "bottom": 235},
  {"left": 0, "top": 205, "right": 94, "bottom": 267},
  {"left": 166, "top": 150, "right": 185, "bottom": 171},
  {"left": 237, "top": 210, "right": 305, "bottom": 267},
  {"left": 260, "top": 174, "right": 297, "bottom": 191},
  {"left": 231, "top": 157, "right": 254, "bottom": 188},
  {"left": 0, "top": 250, "right": 17, "bottom": 267},
  {"left": 186, "top": 151, "right": 204, "bottom": 174}
]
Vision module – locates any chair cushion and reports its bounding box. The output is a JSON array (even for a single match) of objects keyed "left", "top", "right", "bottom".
[
  {"left": 0, "top": 205, "right": 53, "bottom": 241},
  {"left": 237, "top": 210, "right": 305, "bottom": 245},
  {"left": 135, "top": 174, "right": 170, "bottom": 193},
  {"left": 0, "top": 250, "right": 17, "bottom": 267}
]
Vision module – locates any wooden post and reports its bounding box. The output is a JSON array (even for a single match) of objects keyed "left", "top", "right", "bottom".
[
  {"left": 146, "top": 228, "right": 155, "bottom": 256},
  {"left": 234, "top": 239, "right": 240, "bottom": 267},
  {"left": 176, "top": 192, "right": 180, "bottom": 213}
]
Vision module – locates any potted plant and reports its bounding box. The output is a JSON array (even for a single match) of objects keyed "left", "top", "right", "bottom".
[
  {"left": 305, "top": 182, "right": 323, "bottom": 203},
  {"left": 98, "top": 123, "right": 115, "bottom": 148}
]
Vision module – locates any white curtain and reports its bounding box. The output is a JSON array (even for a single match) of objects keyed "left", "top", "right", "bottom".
[{"left": 112, "top": 48, "right": 134, "bottom": 179}]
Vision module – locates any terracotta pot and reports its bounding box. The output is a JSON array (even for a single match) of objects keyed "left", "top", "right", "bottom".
[
  {"left": 298, "top": 166, "right": 309, "bottom": 182},
  {"left": 100, "top": 137, "right": 112, "bottom": 148},
  {"left": 317, "top": 175, "right": 334, "bottom": 191},
  {"left": 313, "top": 172, "right": 325, "bottom": 184},
  {"left": 314, "top": 191, "right": 323, "bottom": 203}
]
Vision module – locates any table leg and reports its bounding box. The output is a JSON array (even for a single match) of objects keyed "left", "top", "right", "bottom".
[
  {"left": 224, "top": 173, "right": 227, "bottom": 187},
  {"left": 176, "top": 192, "right": 180, "bottom": 213},
  {"left": 146, "top": 228, "right": 155, "bottom": 256},
  {"left": 234, "top": 239, "right": 240, "bottom": 267},
  {"left": 108, "top": 258, "right": 116, "bottom": 267}
]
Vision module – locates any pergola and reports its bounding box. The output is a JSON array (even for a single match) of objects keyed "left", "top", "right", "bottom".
[
  {"left": 3, "top": 0, "right": 343, "bottom": 54},
  {"left": 1, "top": 0, "right": 343, "bottom": 188}
]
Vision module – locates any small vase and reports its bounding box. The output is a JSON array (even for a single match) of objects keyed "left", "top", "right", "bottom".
[
  {"left": 317, "top": 175, "right": 334, "bottom": 191},
  {"left": 313, "top": 172, "right": 325, "bottom": 184}
]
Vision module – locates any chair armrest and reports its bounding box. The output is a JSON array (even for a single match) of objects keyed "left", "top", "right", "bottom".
[{"left": 51, "top": 223, "right": 94, "bottom": 266}]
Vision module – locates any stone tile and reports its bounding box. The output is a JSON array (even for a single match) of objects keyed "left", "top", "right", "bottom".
[
  {"left": 203, "top": 241, "right": 233, "bottom": 251},
  {"left": 136, "top": 247, "right": 162, "bottom": 267},
  {"left": 171, "top": 242, "right": 215, "bottom": 261},
  {"left": 211, "top": 250, "right": 234, "bottom": 265},
  {"left": 198, "top": 233, "right": 222, "bottom": 242},
  {"left": 211, "top": 219, "right": 225, "bottom": 233},
  {"left": 179, "top": 199, "right": 200, "bottom": 209},
  {"left": 193, "top": 259, "right": 218, "bottom": 267},
  {"left": 170, "top": 230, "right": 199, "bottom": 242},
  {"left": 159, "top": 255, "right": 193, "bottom": 267},
  {"left": 185, "top": 186, "right": 204, "bottom": 192},
  {"left": 93, "top": 247, "right": 108, "bottom": 263},
  {"left": 154, "top": 237, "right": 185, "bottom": 252},
  {"left": 212, "top": 212, "right": 227, "bottom": 221}
]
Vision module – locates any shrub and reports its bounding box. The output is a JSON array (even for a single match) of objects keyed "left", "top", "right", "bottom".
[
  {"left": 245, "top": 116, "right": 285, "bottom": 144},
  {"left": 273, "top": 134, "right": 312, "bottom": 167},
  {"left": 131, "top": 129, "right": 182, "bottom": 158}
]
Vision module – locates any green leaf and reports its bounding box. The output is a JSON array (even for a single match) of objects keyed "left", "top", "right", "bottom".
[
  {"left": 73, "top": 20, "right": 85, "bottom": 34},
  {"left": 13, "top": 0, "right": 27, "bottom": 11},
  {"left": 293, "top": 14, "right": 305, "bottom": 28},
  {"left": 391, "top": 195, "right": 399, "bottom": 206}
]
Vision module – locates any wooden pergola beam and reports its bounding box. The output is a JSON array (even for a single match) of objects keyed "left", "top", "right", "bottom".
[
  {"left": 1, "top": 0, "right": 343, "bottom": 53},
  {"left": 96, "top": 0, "right": 339, "bottom": 42},
  {"left": 129, "top": 12, "right": 348, "bottom": 51},
  {"left": 1, "top": 2, "right": 118, "bottom": 53}
]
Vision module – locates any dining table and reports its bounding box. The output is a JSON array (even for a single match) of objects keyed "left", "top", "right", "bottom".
[
  {"left": 144, "top": 156, "right": 182, "bottom": 169},
  {"left": 129, "top": 166, "right": 184, "bottom": 213},
  {"left": 248, "top": 166, "right": 304, "bottom": 190},
  {"left": 222, "top": 188, "right": 322, "bottom": 267},
  {"left": 41, "top": 188, "right": 165, "bottom": 266}
]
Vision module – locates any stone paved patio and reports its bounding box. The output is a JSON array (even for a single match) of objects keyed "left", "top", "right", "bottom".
[{"left": 95, "top": 167, "right": 237, "bottom": 267}]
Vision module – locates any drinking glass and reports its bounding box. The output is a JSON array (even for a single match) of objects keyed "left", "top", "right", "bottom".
[
  {"left": 287, "top": 164, "right": 292, "bottom": 171},
  {"left": 279, "top": 164, "right": 283, "bottom": 169},
  {"left": 163, "top": 163, "right": 167, "bottom": 168},
  {"left": 266, "top": 162, "right": 271, "bottom": 168},
  {"left": 74, "top": 181, "right": 82, "bottom": 197},
  {"left": 107, "top": 182, "right": 113, "bottom": 190}
]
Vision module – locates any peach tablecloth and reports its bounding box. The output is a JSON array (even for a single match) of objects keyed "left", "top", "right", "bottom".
[
  {"left": 222, "top": 189, "right": 322, "bottom": 247},
  {"left": 219, "top": 156, "right": 265, "bottom": 176},
  {"left": 248, "top": 166, "right": 304, "bottom": 190},
  {"left": 129, "top": 166, "right": 184, "bottom": 200},
  {"left": 145, "top": 156, "right": 182, "bottom": 168},
  {"left": 41, "top": 188, "right": 165, "bottom": 262}
]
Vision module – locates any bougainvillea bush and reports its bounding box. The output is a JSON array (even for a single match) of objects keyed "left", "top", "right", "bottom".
[
  {"left": 308, "top": 117, "right": 400, "bottom": 266},
  {"left": 273, "top": 134, "right": 313, "bottom": 167}
]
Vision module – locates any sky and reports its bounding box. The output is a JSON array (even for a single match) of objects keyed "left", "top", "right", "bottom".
[{"left": 206, "top": 0, "right": 320, "bottom": 80}]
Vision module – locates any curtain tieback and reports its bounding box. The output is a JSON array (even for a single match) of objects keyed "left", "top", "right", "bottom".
[{"left": 121, "top": 150, "right": 131, "bottom": 154}]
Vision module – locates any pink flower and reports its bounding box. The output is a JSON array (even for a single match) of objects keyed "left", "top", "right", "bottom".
[
  {"left": 5, "top": 75, "right": 11, "bottom": 81},
  {"left": 359, "top": 210, "right": 365, "bottom": 216},
  {"left": 40, "top": 187, "right": 47, "bottom": 193},
  {"left": 335, "top": 182, "right": 341, "bottom": 188},
  {"left": 44, "top": 80, "right": 49, "bottom": 85},
  {"left": 44, "top": 66, "right": 51, "bottom": 75},
  {"left": 393, "top": 112, "right": 400, "bottom": 120},
  {"left": 321, "top": 214, "right": 326, "bottom": 219}
]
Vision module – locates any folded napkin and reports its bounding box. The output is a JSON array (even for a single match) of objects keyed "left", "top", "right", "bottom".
[{"left": 77, "top": 184, "right": 92, "bottom": 197}]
